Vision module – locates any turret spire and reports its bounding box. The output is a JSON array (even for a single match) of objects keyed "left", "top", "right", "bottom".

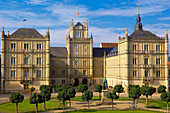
[
  {"left": 134, "top": 4, "right": 143, "bottom": 31},
  {"left": 2, "top": 27, "right": 5, "bottom": 37}
]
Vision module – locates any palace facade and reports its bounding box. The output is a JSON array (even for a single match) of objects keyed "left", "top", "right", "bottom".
[{"left": 1, "top": 13, "right": 169, "bottom": 93}]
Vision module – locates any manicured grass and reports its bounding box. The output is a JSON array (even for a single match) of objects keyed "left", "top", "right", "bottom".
[
  {"left": 51, "top": 96, "right": 101, "bottom": 101},
  {"left": 0, "top": 99, "right": 68, "bottom": 113},
  {"left": 65, "top": 109, "right": 160, "bottom": 113}
]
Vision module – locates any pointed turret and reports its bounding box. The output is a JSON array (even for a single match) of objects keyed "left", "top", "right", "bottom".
[
  {"left": 7, "top": 30, "right": 9, "bottom": 36},
  {"left": 125, "top": 29, "right": 128, "bottom": 38},
  {"left": 2, "top": 27, "right": 5, "bottom": 37},
  {"left": 86, "top": 20, "right": 88, "bottom": 27},
  {"left": 90, "top": 32, "right": 93, "bottom": 39},
  {"left": 165, "top": 30, "right": 168, "bottom": 39},
  {"left": 45, "top": 27, "right": 50, "bottom": 38},
  {"left": 118, "top": 32, "right": 121, "bottom": 40},
  {"left": 134, "top": 5, "right": 143, "bottom": 31},
  {"left": 71, "top": 19, "right": 74, "bottom": 27}
]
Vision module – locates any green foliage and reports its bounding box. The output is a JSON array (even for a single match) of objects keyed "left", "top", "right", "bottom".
[
  {"left": 106, "top": 91, "right": 119, "bottom": 100},
  {"left": 29, "top": 93, "right": 43, "bottom": 104},
  {"left": 114, "top": 85, "right": 124, "bottom": 93},
  {"left": 161, "top": 92, "right": 170, "bottom": 103},
  {"left": 56, "top": 85, "right": 73, "bottom": 93},
  {"left": 141, "top": 85, "right": 155, "bottom": 96},
  {"left": 9, "top": 93, "right": 24, "bottom": 104},
  {"left": 77, "top": 84, "right": 88, "bottom": 93},
  {"left": 57, "top": 90, "right": 69, "bottom": 102},
  {"left": 128, "top": 84, "right": 132, "bottom": 91},
  {"left": 150, "top": 86, "right": 156, "bottom": 96},
  {"left": 94, "top": 85, "right": 102, "bottom": 93},
  {"left": 67, "top": 87, "right": 76, "bottom": 98},
  {"left": 40, "top": 85, "right": 51, "bottom": 92},
  {"left": 158, "top": 85, "right": 166, "bottom": 93},
  {"left": 30, "top": 87, "right": 35, "bottom": 92},
  {"left": 128, "top": 85, "right": 141, "bottom": 100},
  {"left": 82, "top": 91, "right": 93, "bottom": 101}
]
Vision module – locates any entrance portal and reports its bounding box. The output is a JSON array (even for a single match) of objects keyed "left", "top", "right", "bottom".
[
  {"left": 75, "top": 78, "right": 79, "bottom": 86},
  {"left": 82, "top": 78, "right": 88, "bottom": 85}
]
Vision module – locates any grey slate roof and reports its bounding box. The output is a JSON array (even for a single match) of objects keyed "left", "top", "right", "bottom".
[
  {"left": 50, "top": 47, "right": 68, "bottom": 57},
  {"left": 11, "top": 28, "right": 44, "bottom": 38},
  {"left": 93, "top": 48, "right": 113, "bottom": 57},
  {"left": 107, "top": 46, "right": 118, "bottom": 56},
  {"left": 129, "top": 30, "right": 158, "bottom": 38},
  {"left": 75, "top": 22, "right": 84, "bottom": 27}
]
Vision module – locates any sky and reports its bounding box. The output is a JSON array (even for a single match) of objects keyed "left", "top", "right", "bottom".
[{"left": 0, "top": 0, "right": 170, "bottom": 49}]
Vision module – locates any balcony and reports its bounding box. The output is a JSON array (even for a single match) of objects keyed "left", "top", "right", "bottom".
[
  {"left": 142, "top": 64, "right": 154, "bottom": 69},
  {"left": 143, "top": 77, "right": 154, "bottom": 83},
  {"left": 20, "top": 77, "right": 33, "bottom": 84}
]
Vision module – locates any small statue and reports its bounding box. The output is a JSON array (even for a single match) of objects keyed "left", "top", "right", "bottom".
[{"left": 103, "top": 77, "right": 108, "bottom": 90}]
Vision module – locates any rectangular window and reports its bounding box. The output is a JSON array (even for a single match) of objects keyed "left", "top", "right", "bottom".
[
  {"left": 83, "top": 61, "right": 86, "bottom": 66},
  {"left": 156, "top": 71, "right": 160, "bottom": 77},
  {"left": 83, "top": 51, "right": 87, "bottom": 55},
  {"left": 144, "top": 58, "right": 148, "bottom": 65},
  {"left": 83, "top": 45, "right": 87, "bottom": 49},
  {"left": 83, "top": 70, "right": 86, "bottom": 75},
  {"left": 36, "top": 71, "right": 41, "bottom": 78},
  {"left": 51, "top": 61, "right": 55, "bottom": 66},
  {"left": 145, "top": 71, "right": 149, "bottom": 77},
  {"left": 100, "top": 61, "right": 104, "bottom": 66},
  {"left": 24, "top": 58, "right": 28, "bottom": 64},
  {"left": 101, "top": 70, "right": 104, "bottom": 75},
  {"left": 74, "top": 61, "right": 78, "bottom": 66},
  {"left": 61, "top": 61, "right": 65, "bottom": 66},
  {"left": 24, "top": 71, "right": 29, "bottom": 78},
  {"left": 144, "top": 45, "right": 149, "bottom": 51},
  {"left": 156, "top": 45, "right": 160, "bottom": 51},
  {"left": 51, "top": 80, "right": 55, "bottom": 85},
  {"left": 52, "top": 70, "right": 55, "bottom": 75},
  {"left": 133, "top": 45, "right": 136, "bottom": 51},
  {"left": 156, "top": 58, "right": 160, "bottom": 65},
  {"left": 62, "top": 80, "right": 65, "bottom": 84},
  {"left": 62, "top": 70, "right": 65, "bottom": 75},
  {"left": 24, "top": 44, "right": 29, "bottom": 49},
  {"left": 37, "top": 58, "right": 41, "bottom": 64},
  {"left": 133, "top": 71, "right": 137, "bottom": 77},
  {"left": 24, "top": 84, "right": 28, "bottom": 90},
  {"left": 133, "top": 58, "right": 137, "bottom": 64},
  {"left": 74, "top": 51, "right": 78, "bottom": 55},
  {"left": 93, "top": 70, "right": 96, "bottom": 75},
  {"left": 37, "top": 44, "right": 42, "bottom": 49},
  {"left": 75, "top": 70, "right": 78, "bottom": 76},
  {"left": 11, "top": 57, "right": 16, "bottom": 64},
  {"left": 74, "top": 45, "right": 78, "bottom": 48},
  {"left": 11, "top": 43, "right": 16, "bottom": 49},
  {"left": 11, "top": 71, "right": 16, "bottom": 78}
]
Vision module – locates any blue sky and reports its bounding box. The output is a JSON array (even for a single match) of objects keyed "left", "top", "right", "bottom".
[{"left": 0, "top": 0, "right": 170, "bottom": 49}]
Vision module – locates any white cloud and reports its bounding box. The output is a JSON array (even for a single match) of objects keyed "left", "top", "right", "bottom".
[
  {"left": 159, "top": 17, "right": 170, "bottom": 20},
  {"left": 25, "top": 0, "right": 50, "bottom": 5}
]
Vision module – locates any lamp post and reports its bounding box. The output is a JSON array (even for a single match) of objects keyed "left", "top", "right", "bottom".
[{"left": 129, "top": 99, "right": 138, "bottom": 113}]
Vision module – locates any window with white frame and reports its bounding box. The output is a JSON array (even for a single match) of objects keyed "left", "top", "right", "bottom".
[
  {"left": 133, "top": 58, "right": 137, "bottom": 64},
  {"left": 11, "top": 57, "right": 16, "bottom": 64},
  {"left": 24, "top": 44, "right": 29, "bottom": 49},
  {"left": 37, "top": 57, "right": 41, "bottom": 64},
  {"left": 133, "top": 71, "right": 137, "bottom": 77},
  {"left": 36, "top": 71, "right": 41, "bottom": 77},
  {"left": 11, "top": 71, "right": 16, "bottom": 78},
  {"left": 37, "top": 44, "right": 42, "bottom": 49},
  {"left": 11, "top": 43, "right": 16, "bottom": 49},
  {"left": 24, "top": 71, "right": 29, "bottom": 78}
]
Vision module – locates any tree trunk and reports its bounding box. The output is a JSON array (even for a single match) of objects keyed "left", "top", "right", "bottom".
[
  {"left": 88, "top": 100, "right": 89, "bottom": 109},
  {"left": 112, "top": 99, "right": 113, "bottom": 110},
  {"left": 133, "top": 99, "right": 135, "bottom": 109},
  {"left": 16, "top": 103, "right": 18, "bottom": 113},
  {"left": 99, "top": 93, "right": 101, "bottom": 100},
  {"left": 44, "top": 101, "right": 46, "bottom": 111},
  {"left": 63, "top": 101, "right": 65, "bottom": 112},
  {"left": 36, "top": 103, "right": 38, "bottom": 113},
  {"left": 69, "top": 99, "right": 71, "bottom": 107},
  {"left": 146, "top": 95, "right": 148, "bottom": 107},
  {"left": 167, "top": 102, "right": 169, "bottom": 113}
]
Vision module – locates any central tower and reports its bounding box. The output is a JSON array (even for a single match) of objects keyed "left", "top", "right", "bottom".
[{"left": 66, "top": 20, "right": 93, "bottom": 86}]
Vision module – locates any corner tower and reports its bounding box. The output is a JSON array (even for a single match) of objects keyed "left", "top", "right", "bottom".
[{"left": 66, "top": 20, "right": 93, "bottom": 86}]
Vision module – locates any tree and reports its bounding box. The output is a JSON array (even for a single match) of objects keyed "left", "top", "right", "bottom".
[
  {"left": 29, "top": 93, "right": 43, "bottom": 113},
  {"left": 94, "top": 85, "right": 102, "bottom": 100},
  {"left": 161, "top": 92, "right": 170, "bottom": 113},
  {"left": 30, "top": 87, "right": 35, "bottom": 96},
  {"left": 57, "top": 90, "right": 69, "bottom": 112},
  {"left": 67, "top": 87, "right": 76, "bottom": 107},
  {"left": 114, "top": 85, "right": 124, "bottom": 98},
  {"left": 40, "top": 85, "right": 51, "bottom": 111},
  {"left": 141, "top": 85, "right": 156, "bottom": 107},
  {"left": 128, "top": 85, "right": 141, "bottom": 108},
  {"left": 106, "top": 91, "right": 119, "bottom": 110},
  {"left": 82, "top": 91, "right": 93, "bottom": 109},
  {"left": 158, "top": 85, "right": 166, "bottom": 93},
  {"left": 9, "top": 93, "right": 24, "bottom": 113},
  {"left": 77, "top": 84, "right": 88, "bottom": 95},
  {"left": 150, "top": 86, "right": 156, "bottom": 100}
]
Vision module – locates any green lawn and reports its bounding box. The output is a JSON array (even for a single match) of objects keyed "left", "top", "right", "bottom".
[
  {"left": 51, "top": 96, "right": 101, "bottom": 101},
  {"left": 0, "top": 99, "right": 68, "bottom": 113},
  {"left": 65, "top": 109, "right": 160, "bottom": 113}
]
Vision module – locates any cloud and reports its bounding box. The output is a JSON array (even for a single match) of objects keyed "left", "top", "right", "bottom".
[
  {"left": 159, "top": 17, "right": 170, "bottom": 20},
  {"left": 25, "top": 0, "right": 50, "bottom": 5}
]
